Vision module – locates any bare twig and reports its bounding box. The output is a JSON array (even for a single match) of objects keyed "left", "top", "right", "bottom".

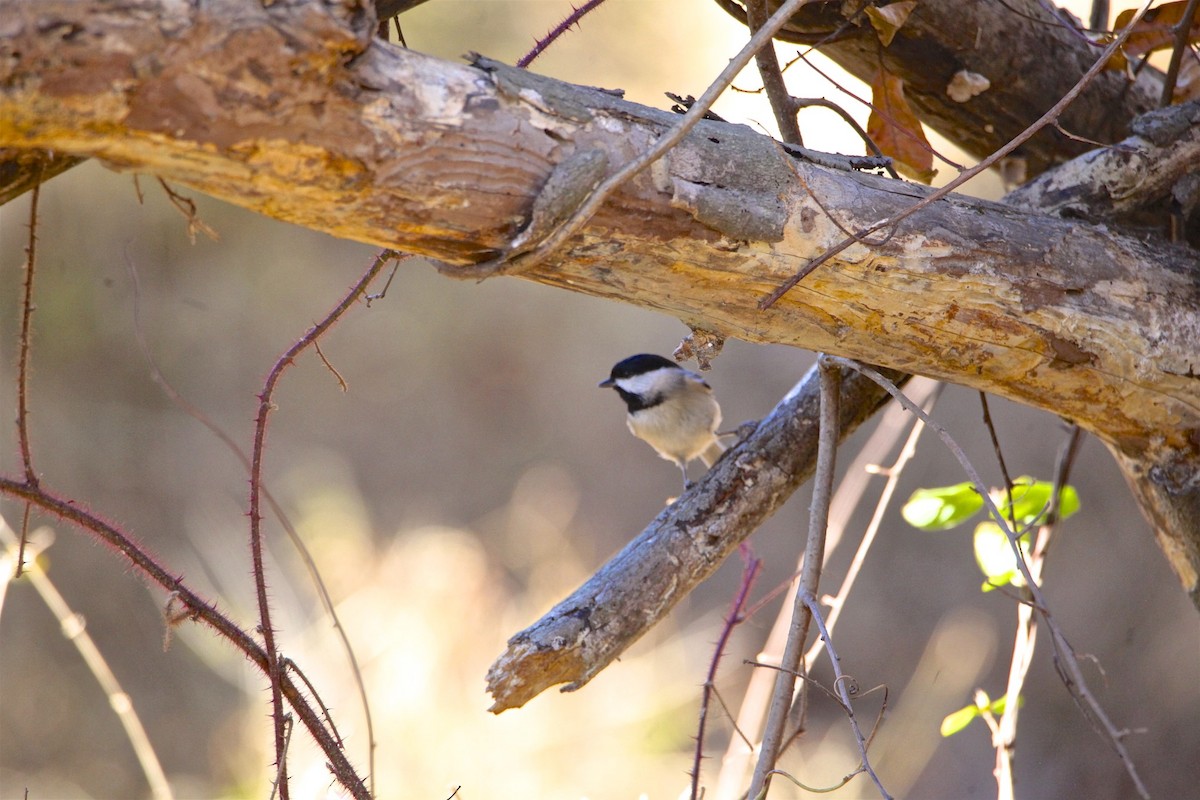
[
  {"left": 979, "top": 392, "right": 1018, "bottom": 533},
  {"left": 125, "top": 249, "right": 389, "bottom": 797},
  {"left": 248, "top": 250, "right": 394, "bottom": 798},
  {"left": 824, "top": 357, "right": 1149, "bottom": 799},
  {"left": 783, "top": 49, "right": 963, "bottom": 172},
  {"left": 803, "top": 380, "right": 941, "bottom": 669},
  {"left": 691, "top": 548, "right": 762, "bottom": 800},
  {"left": 749, "top": 357, "right": 867, "bottom": 796},
  {"left": 759, "top": 0, "right": 1156, "bottom": 309},
  {"left": 17, "top": 180, "right": 39, "bottom": 488},
  {"left": 0, "top": 477, "right": 369, "bottom": 799},
  {"left": 792, "top": 97, "right": 900, "bottom": 179},
  {"left": 155, "top": 178, "right": 219, "bottom": 243},
  {"left": 0, "top": 521, "right": 174, "bottom": 800},
  {"left": 1159, "top": 0, "right": 1200, "bottom": 106},
  {"left": 744, "top": 0, "right": 804, "bottom": 145},
  {"left": 712, "top": 379, "right": 938, "bottom": 800},
  {"left": 801, "top": 592, "right": 890, "bottom": 797},
  {"left": 516, "top": 0, "right": 608, "bottom": 69}
]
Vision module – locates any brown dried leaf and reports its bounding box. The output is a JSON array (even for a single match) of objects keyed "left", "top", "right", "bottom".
[
  {"left": 868, "top": 68, "right": 936, "bottom": 183},
  {"left": 1114, "top": 1, "right": 1200, "bottom": 60},
  {"left": 865, "top": 0, "right": 918, "bottom": 47}
]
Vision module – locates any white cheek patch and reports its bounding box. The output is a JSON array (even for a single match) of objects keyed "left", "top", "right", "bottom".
[{"left": 615, "top": 368, "right": 677, "bottom": 397}]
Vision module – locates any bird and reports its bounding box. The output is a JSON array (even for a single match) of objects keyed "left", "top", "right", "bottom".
[{"left": 599, "top": 353, "right": 727, "bottom": 489}]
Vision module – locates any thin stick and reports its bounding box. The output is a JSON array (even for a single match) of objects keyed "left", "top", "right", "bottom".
[
  {"left": 745, "top": 0, "right": 804, "bottom": 146},
  {"left": 801, "top": 592, "right": 890, "bottom": 796},
  {"left": 125, "top": 250, "right": 390, "bottom": 798},
  {"left": 516, "top": 0, "right": 608, "bottom": 69},
  {"left": 712, "top": 377, "right": 933, "bottom": 800},
  {"left": 1159, "top": 0, "right": 1200, "bottom": 106},
  {"left": 749, "top": 357, "right": 865, "bottom": 797},
  {"left": 0, "top": 476, "right": 368, "bottom": 799},
  {"left": 17, "top": 181, "right": 40, "bottom": 488},
  {"left": 803, "top": 381, "right": 942, "bottom": 669},
  {"left": 690, "top": 549, "right": 762, "bottom": 800},
  {"left": 14, "top": 181, "right": 42, "bottom": 579},
  {"left": 792, "top": 97, "right": 900, "bottom": 179},
  {"left": 992, "top": 425, "right": 1082, "bottom": 798},
  {"left": 0, "top": 521, "right": 174, "bottom": 800},
  {"left": 247, "top": 251, "right": 394, "bottom": 798},
  {"left": 824, "top": 357, "right": 1149, "bottom": 799},
  {"left": 759, "top": 0, "right": 1156, "bottom": 309}
]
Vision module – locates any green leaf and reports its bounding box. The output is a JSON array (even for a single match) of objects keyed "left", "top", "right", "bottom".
[
  {"left": 940, "top": 704, "right": 981, "bottom": 737},
  {"left": 941, "top": 692, "right": 1021, "bottom": 736},
  {"left": 1001, "top": 477, "right": 1080, "bottom": 525},
  {"left": 902, "top": 482, "right": 984, "bottom": 530},
  {"left": 973, "top": 521, "right": 1029, "bottom": 589}
]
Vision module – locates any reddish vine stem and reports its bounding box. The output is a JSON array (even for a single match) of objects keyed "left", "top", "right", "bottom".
[
  {"left": 248, "top": 249, "right": 397, "bottom": 798},
  {"left": 690, "top": 547, "right": 761, "bottom": 800},
  {"left": 13, "top": 180, "right": 44, "bottom": 577},
  {"left": 17, "top": 181, "right": 39, "bottom": 488},
  {"left": 516, "top": 0, "right": 608, "bottom": 69},
  {"left": 0, "top": 476, "right": 368, "bottom": 798}
]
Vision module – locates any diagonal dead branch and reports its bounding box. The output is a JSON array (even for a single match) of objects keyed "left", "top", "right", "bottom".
[{"left": 485, "top": 365, "right": 906, "bottom": 712}]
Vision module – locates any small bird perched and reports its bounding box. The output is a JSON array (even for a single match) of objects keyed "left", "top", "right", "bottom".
[{"left": 599, "top": 353, "right": 727, "bottom": 489}]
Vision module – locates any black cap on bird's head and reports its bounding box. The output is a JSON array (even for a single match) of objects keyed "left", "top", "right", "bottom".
[{"left": 598, "top": 354, "right": 681, "bottom": 388}]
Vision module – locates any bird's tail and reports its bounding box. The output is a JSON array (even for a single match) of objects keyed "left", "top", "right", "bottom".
[{"left": 700, "top": 437, "right": 728, "bottom": 468}]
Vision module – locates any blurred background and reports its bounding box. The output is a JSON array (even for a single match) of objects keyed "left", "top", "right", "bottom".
[{"left": 1, "top": 1, "right": 1197, "bottom": 798}]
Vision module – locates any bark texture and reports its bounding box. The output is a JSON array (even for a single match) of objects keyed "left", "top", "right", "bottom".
[{"left": 2, "top": 0, "right": 1198, "bottom": 605}]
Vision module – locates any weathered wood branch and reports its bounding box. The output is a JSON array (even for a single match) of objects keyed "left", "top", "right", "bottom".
[
  {"left": 2, "top": 0, "right": 1198, "bottom": 603},
  {"left": 486, "top": 365, "right": 904, "bottom": 711},
  {"left": 1005, "top": 99, "right": 1200, "bottom": 238},
  {"left": 717, "top": 0, "right": 1163, "bottom": 177}
]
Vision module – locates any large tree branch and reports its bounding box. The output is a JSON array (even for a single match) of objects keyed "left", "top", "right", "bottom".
[
  {"left": 2, "top": 0, "right": 1199, "bottom": 603},
  {"left": 487, "top": 365, "right": 904, "bottom": 710}
]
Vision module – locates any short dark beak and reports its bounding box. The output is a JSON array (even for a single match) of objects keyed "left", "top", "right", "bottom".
[{"left": 598, "top": 378, "right": 614, "bottom": 388}]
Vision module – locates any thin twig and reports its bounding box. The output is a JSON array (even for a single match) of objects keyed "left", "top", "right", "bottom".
[
  {"left": 125, "top": 249, "right": 387, "bottom": 797},
  {"left": 745, "top": 0, "right": 804, "bottom": 145},
  {"left": 749, "top": 357, "right": 866, "bottom": 797},
  {"left": 759, "top": 0, "right": 1156, "bottom": 309},
  {"left": 824, "top": 357, "right": 1149, "bottom": 799},
  {"left": 691, "top": 548, "right": 762, "bottom": 800},
  {"left": 792, "top": 97, "right": 900, "bottom": 179},
  {"left": 991, "top": 425, "right": 1082, "bottom": 799},
  {"left": 1159, "top": 0, "right": 1200, "bottom": 106},
  {"left": 248, "top": 250, "right": 394, "bottom": 799},
  {"left": 0, "top": 521, "right": 174, "bottom": 800},
  {"left": 802, "top": 380, "right": 942, "bottom": 670},
  {"left": 0, "top": 476, "right": 369, "bottom": 799},
  {"left": 14, "top": 178, "right": 45, "bottom": 578},
  {"left": 712, "top": 378, "right": 933, "bottom": 800},
  {"left": 516, "top": 0, "right": 608, "bottom": 69},
  {"left": 783, "top": 49, "right": 964, "bottom": 172},
  {"left": 801, "top": 592, "right": 890, "bottom": 796},
  {"left": 979, "top": 392, "right": 1019, "bottom": 533},
  {"left": 17, "top": 180, "right": 39, "bottom": 489}
]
